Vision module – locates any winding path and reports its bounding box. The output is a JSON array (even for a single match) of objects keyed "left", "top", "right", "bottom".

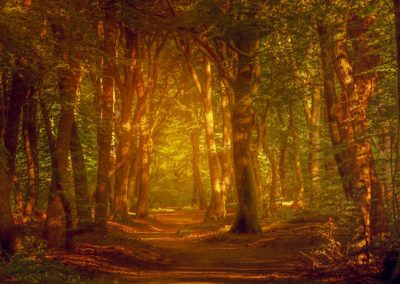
[{"left": 49, "top": 209, "right": 334, "bottom": 283}]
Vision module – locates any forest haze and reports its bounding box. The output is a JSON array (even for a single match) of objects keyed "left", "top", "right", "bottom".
[{"left": 1, "top": 0, "right": 400, "bottom": 282}]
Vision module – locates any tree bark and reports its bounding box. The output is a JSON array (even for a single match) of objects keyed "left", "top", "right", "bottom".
[
  {"left": 127, "top": 130, "right": 139, "bottom": 212},
  {"left": 230, "top": 37, "right": 261, "bottom": 234},
  {"left": 219, "top": 79, "right": 233, "bottom": 214},
  {"left": 113, "top": 29, "right": 137, "bottom": 222},
  {"left": 39, "top": 90, "right": 65, "bottom": 247},
  {"left": 95, "top": 0, "right": 116, "bottom": 234},
  {"left": 279, "top": 130, "right": 288, "bottom": 200},
  {"left": 0, "top": 145, "right": 20, "bottom": 254},
  {"left": 317, "top": 21, "right": 351, "bottom": 195},
  {"left": 5, "top": 71, "right": 28, "bottom": 219},
  {"left": 191, "top": 128, "right": 207, "bottom": 209},
  {"left": 381, "top": 125, "right": 393, "bottom": 206},
  {"left": 0, "top": 71, "right": 7, "bottom": 141},
  {"left": 318, "top": 14, "right": 388, "bottom": 245},
  {"left": 260, "top": 116, "right": 278, "bottom": 211},
  {"left": 301, "top": 88, "right": 321, "bottom": 202},
  {"left": 44, "top": 66, "right": 80, "bottom": 250},
  {"left": 391, "top": 2, "right": 400, "bottom": 278},
  {"left": 22, "top": 88, "right": 39, "bottom": 220},
  {"left": 177, "top": 40, "right": 225, "bottom": 221},
  {"left": 289, "top": 100, "right": 305, "bottom": 205},
  {"left": 200, "top": 56, "right": 224, "bottom": 221},
  {"left": 136, "top": 114, "right": 151, "bottom": 218},
  {"left": 70, "top": 118, "right": 92, "bottom": 230}
]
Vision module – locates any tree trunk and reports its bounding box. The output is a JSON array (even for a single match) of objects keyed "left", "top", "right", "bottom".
[
  {"left": 70, "top": 118, "right": 92, "bottom": 230},
  {"left": 230, "top": 37, "right": 261, "bottom": 234},
  {"left": 180, "top": 44, "right": 224, "bottom": 220},
  {"left": 113, "top": 29, "right": 137, "bottom": 222},
  {"left": 22, "top": 88, "right": 39, "bottom": 220},
  {"left": 279, "top": 131, "right": 288, "bottom": 200},
  {"left": 44, "top": 66, "right": 80, "bottom": 250},
  {"left": 114, "top": 110, "right": 132, "bottom": 221},
  {"left": 289, "top": 100, "right": 305, "bottom": 205},
  {"left": 392, "top": 4, "right": 400, "bottom": 279},
  {"left": 127, "top": 130, "right": 139, "bottom": 212},
  {"left": 316, "top": 21, "right": 351, "bottom": 195},
  {"left": 251, "top": 123, "right": 263, "bottom": 214},
  {"left": 5, "top": 71, "right": 28, "bottom": 219},
  {"left": 261, "top": 122, "right": 278, "bottom": 211},
  {"left": 318, "top": 14, "right": 388, "bottom": 245},
  {"left": 95, "top": 0, "right": 116, "bottom": 234},
  {"left": 219, "top": 79, "right": 233, "bottom": 214},
  {"left": 136, "top": 115, "right": 151, "bottom": 218},
  {"left": 0, "top": 145, "right": 20, "bottom": 254},
  {"left": 200, "top": 56, "right": 224, "bottom": 221},
  {"left": 191, "top": 128, "right": 207, "bottom": 209},
  {"left": 381, "top": 125, "right": 393, "bottom": 204},
  {"left": 301, "top": 88, "right": 321, "bottom": 202},
  {"left": 39, "top": 90, "right": 63, "bottom": 247},
  {"left": 0, "top": 71, "right": 7, "bottom": 141}
]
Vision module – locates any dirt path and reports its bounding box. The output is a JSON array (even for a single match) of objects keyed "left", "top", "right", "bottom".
[
  {"left": 47, "top": 209, "right": 376, "bottom": 283},
  {"left": 112, "top": 210, "right": 320, "bottom": 283}
]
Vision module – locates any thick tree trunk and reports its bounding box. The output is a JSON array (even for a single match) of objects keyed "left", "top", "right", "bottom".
[
  {"left": 230, "top": 38, "right": 261, "bottom": 234},
  {"left": 5, "top": 71, "right": 28, "bottom": 219},
  {"left": 318, "top": 14, "right": 388, "bottom": 245},
  {"left": 44, "top": 67, "right": 80, "bottom": 250},
  {"left": 219, "top": 79, "right": 233, "bottom": 214},
  {"left": 0, "top": 145, "right": 20, "bottom": 254},
  {"left": 279, "top": 132, "right": 288, "bottom": 200},
  {"left": 70, "top": 118, "right": 92, "bottom": 230},
  {"left": 201, "top": 57, "right": 224, "bottom": 221},
  {"left": 317, "top": 22, "right": 351, "bottom": 195},
  {"left": 191, "top": 128, "right": 207, "bottom": 209},
  {"left": 136, "top": 115, "right": 151, "bottom": 218},
  {"left": 261, "top": 124, "right": 278, "bottom": 211},
  {"left": 392, "top": 3, "right": 400, "bottom": 279},
  {"left": 22, "top": 88, "right": 39, "bottom": 219},
  {"left": 39, "top": 91, "right": 63, "bottom": 247},
  {"left": 108, "top": 153, "right": 116, "bottom": 216},
  {"left": 251, "top": 125, "right": 263, "bottom": 214},
  {"left": 302, "top": 88, "right": 321, "bottom": 202},
  {"left": 381, "top": 125, "right": 393, "bottom": 205},
  {"left": 95, "top": 0, "right": 116, "bottom": 234},
  {"left": 113, "top": 107, "right": 132, "bottom": 221},
  {"left": 0, "top": 71, "right": 6, "bottom": 140},
  {"left": 289, "top": 101, "right": 305, "bottom": 205},
  {"left": 181, "top": 47, "right": 224, "bottom": 220},
  {"left": 113, "top": 29, "right": 137, "bottom": 222},
  {"left": 127, "top": 130, "right": 139, "bottom": 212}
]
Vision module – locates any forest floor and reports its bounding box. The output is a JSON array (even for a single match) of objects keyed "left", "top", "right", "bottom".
[{"left": 1, "top": 208, "right": 386, "bottom": 283}]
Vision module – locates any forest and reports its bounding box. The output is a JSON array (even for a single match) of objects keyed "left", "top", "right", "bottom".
[{"left": 1, "top": 0, "right": 400, "bottom": 282}]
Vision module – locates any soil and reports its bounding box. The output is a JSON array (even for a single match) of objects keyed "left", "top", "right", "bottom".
[{"left": 45, "top": 209, "right": 384, "bottom": 283}]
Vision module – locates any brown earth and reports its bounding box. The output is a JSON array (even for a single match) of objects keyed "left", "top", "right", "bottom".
[{"left": 46, "top": 209, "right": 383, "bottom": 283}]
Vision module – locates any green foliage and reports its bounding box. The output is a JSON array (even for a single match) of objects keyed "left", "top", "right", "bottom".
[{"left": 0, "top": 236, "right": 85, "bottom": 283}]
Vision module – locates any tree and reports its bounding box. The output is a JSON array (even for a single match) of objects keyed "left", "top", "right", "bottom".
[
  {"left": 317, "top": 5, "right": 388, "bottom": 247},
  {"left": 70, "top": 118, "right": 92, "bottom": 230},
  {"left": 0, "top": 144, "right": 20, "bottom": 254},
  {"left": 191, "top": 127, "right": 207, "bottom": 209},
  {"left": 229, "top": 35, "right": 261, "bottom": 233},
  {"left": 22, "top": 88, "right": 39, "bottom": 220},
  {"left": 176, "top": 38, "right": 224, "bottom": 221},
  {"left": 94, "top": 0, "right": 116, "bottom": 234},
  {"left": 113, "top": 28, "right": 137, "bottom": 222}
]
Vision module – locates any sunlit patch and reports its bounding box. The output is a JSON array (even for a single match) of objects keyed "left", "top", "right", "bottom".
[{"left": 281, "top": 200, "right": 294, "bottom": 206}]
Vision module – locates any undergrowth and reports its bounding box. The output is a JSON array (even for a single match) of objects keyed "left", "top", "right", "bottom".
[{"left": 0, "top": 236, "right": 87, "bottom": 283}]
